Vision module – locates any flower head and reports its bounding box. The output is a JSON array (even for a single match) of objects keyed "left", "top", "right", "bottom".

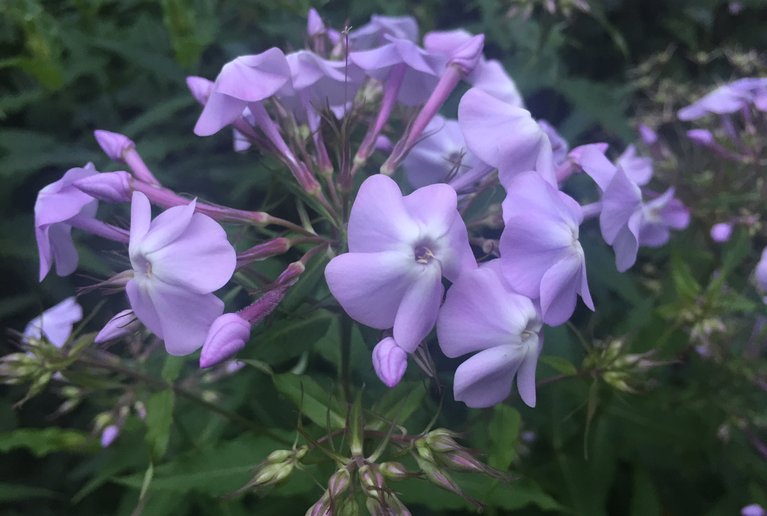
[
  {"left": 499, "top": 171, "right": 593, "bottom": 325},
  {"left": 437, "top": 261, "right": 542, "bottom": 407},
  {"left": 125, "top": 192, "right": 236, "bottom": 355},
  {"left": 324, "top": 175, "right": 475, "bottom": 352},
  {"left": 35, "top": 164, "right": 99, "bottom": 281},
  {"left": 23, "top": 297, "right": 83, "bottom": 348}
]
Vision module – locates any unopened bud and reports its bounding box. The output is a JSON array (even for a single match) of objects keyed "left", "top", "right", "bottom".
[
  {"left": 74, "top": 171, "right": 132, "bottom": 203},
  {"left": 372, "top": 337, "right": 408, "bottom": 388},
  {"left": 199, "top": 313, "right": 251, "bottom": 368},
  {"left": 379, "top": 461, "right": 409, "bottom": 480},
  {"left": 710, "top": 222, "right": 733, "bottom": 243},
  {"left": 328, "top": 468, "right": 351, "bottom": 497},
  {"left": 94, "top": 130, "right": 134, "bottom": 162},
  {"left": 687, "top": 128, "right": 715, "bottom": 147},
  {"left": 449, "top": 34, "right": 485, "bottom": 76},
  {"left": 439, "top": 449, "right": 486, "bottom": 473},
  {"left": 95, "top": 309, "right": 141, "bottom": 343},
  {"left": 100, "top": 424, "right": 120, "bottom": 447},
  {"left": 424, "top": 428, "right": 461, "bottom": 452}
]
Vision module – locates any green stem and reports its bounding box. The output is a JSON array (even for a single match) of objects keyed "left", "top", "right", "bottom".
[{"left": 340, "top": 316, "right": 352, "bottom": 402}]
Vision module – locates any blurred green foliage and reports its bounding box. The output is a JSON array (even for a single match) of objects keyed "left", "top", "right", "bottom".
[{"left": 2, "top": 0, "right": 767, "bottom": 514}]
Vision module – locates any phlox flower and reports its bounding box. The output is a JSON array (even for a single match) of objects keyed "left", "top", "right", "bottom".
[
  {"left": 678, "top": 78, "right": 767, "bottom": 120},
  {"left": 499, "top": 171, "right": 593, "bottom": 326},
  {"left": 348, "top": 15, "right": 419, "bottom": 50},
  {"left": 35, "top": 164, "right": 98, "bottom": 281},
  {"left": 193, "top": 48, "right": 292, "bottom": 137},
  {"left": 23, "top": 297, "right": 83, "bottom": 348},
  {"left": 324, "top": 174, "right": 475, "bottom": 354},
  {"left": 437, "top": 261, "right": 542, "bottom": 408},
  {"left": 123, "top": 192, "right": 236, "bottom": 355}
]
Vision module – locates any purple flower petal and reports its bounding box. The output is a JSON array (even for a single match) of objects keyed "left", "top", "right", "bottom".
[
  {"left": 393, "top": 264, "right": 444, "bottom": 352},
  {"left": 453, "top": 345, "right": 525, "bottom": 408}
]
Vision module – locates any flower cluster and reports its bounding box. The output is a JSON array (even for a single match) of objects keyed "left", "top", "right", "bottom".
[{"left": 28, "top": 8, "right": 689, "bottom": 412}]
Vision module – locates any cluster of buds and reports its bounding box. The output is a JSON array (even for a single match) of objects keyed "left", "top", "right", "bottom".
[
  {"left": 240, "top": 446, "right": 308, "bottom": 494},
  {"left": 583, "top": 340, "right": 669, "bottom": 393}
]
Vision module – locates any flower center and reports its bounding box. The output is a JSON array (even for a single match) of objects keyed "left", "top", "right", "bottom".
[
  {"left": 414, "top": 244, "right": 435, "bottom": 264},
  {"left": 133, "top": 254, "right": 153, "bottom": 277}
]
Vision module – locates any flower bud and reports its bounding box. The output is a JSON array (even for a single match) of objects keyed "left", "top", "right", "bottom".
[
  {"left": 328, "top": 468, "right": 351, "bottom": 497},
  {"left": 186, "top": 76, "right": 214, "bottom": 105},
  {"left": 424, "top": 428, "right": 461, "bottom": 452},
  {"left": 199, "top": 313, "right": 251, "bottom": 368},
  {"left": 100, "top": 424, "right": 120, "bottom": 447},
  {"left": 95, "top": 309, "right": 141, "bottom": 343},
  {"left": 94, "top": 130, "right": 135, "bottom": 162},
  {"left": 74, "top": 171, "right": 132, "bottom": 203},
  {"left": 439, "top": 449, "right": 487, "bottom": 473},
  {"left": 448, "top": 34, "right": 485, "bottom": 76},
  {"left": 358, "top": 463, "right": 385, "bottom": 496},
  {"left": 638, "top": 123, "right": 658, "bottom": 145},
  {"left": 379, "top": 461, "right": 409, "bottom": 480},
  {"left": 372, "top": 337, "right": 407, "bottom": 388},
  {"left": 710, "top": 222, "right": 733, "bottom": 243},
  {"left": 687, "top": 128, "right": 715, "bottom": 146}
]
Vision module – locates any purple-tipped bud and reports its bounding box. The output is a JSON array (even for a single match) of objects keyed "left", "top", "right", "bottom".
[
  {"left": 710, "top": 222, "right": 733, "bottom": 243},
  {"left": 687, "top": 128, "right": 715, "bottom": 146},
  {"left": 359, "top": 464, "right": 385, "bottom": 496},
  {"left": 375, "top": 135, "right": 393, "bottom": 153},
  {"left": 639, "top": 123, "right": 658, "bottom": 145},
  {"left": 372, "top": 337, "right": 408, "bottom": 388},
  {"left": 275, "top": 260, "right": 306, "bottom": 288},
  {"left": 74, "top": 171, "right": 132, "bottom": 203},
  {"left": 449, "top": 34, "right": 485, "bottom": 76},
  {"left": 307, "top": 8, "right": 325, "bottom": 37},
  {"left": 199, "top": 313, "right": 251, "bottom": 368},
  {"left": 100, "top": 424, "right": 120, "bottom": 447},
  {"left": 95, "top": 309, "right": 141, "bottom": 343},
  {"left": 439, "top": 450, "right": 487, "bottom": 473},
  {"left": 94, "top": 130, "right": 135, "bottom": 162},
  {"left": 380, "top": 462, "right": 409, "bottom": 480},
  {"left": 186, "top": 76, "right": 214, "bottom": 105},
  {"left": 328, "top": 468, "right": 351, "bottom": 497}
]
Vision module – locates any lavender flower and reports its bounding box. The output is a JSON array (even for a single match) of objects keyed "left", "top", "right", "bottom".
[
  {"left": 125, "top": 192, "right": 236, "bottom": 355},
  {"left": 437, "top": 261, "right": 542, "bottom": 408},
  {"left": 35, "top": 164, "right": 99, "bottom": 281},
  {"left": 23, "top": 297, "right": 83, "bottom": 348},
  {"left": 194, "top": 48, "right": 292, "bottom": 136},
  {"left": 499, "top": 171, "right": 593, "bottom": 325},
  {"left": 324, "top": 175, "right": 475, "bottom": 352}
]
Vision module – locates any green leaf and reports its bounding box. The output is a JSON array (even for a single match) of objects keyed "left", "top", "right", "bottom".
[
  {"left": 670, "top": 250, "right": 702, "bottom": 301},
  {"left": 145, "top": 390, "right": 175, "bottom": 461},
  {"left": 0, "top": 428, "right": 92, "bottom": 457},
  {"left": 251, "top": 309, "right": 334, "bottom": 364},
  {"left": 272, "top": 374, "right": 345, "bottom": 429},
  {"left": 488, "top": 405, "right": 521, "bottom": 470},
  {"left": 0, "top": 482, "right": 60, "bottom": 502},
  {"left": 369, "top": 381, "right": 427, "bottom": 431},
  {"left": 161, "top": 356, "right": 185, "bottom": 383},
  {"left": 540, "top": 355, "right": 578, "bottom": 376}
]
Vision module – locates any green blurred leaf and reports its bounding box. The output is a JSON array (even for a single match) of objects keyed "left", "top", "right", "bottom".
[
  {"left": 0, "top": 481, "right": 60, "bottom": 502},
  {"left": 272, "top": 373, "right": 345, "bottom": 429},
  {"left": 0, "top": 428, "right": 92, "bottom": 457},
  {"left": 488, "top": 405, "right": 521, "bottom": 470},
  {"left": 145, "top": 389, "right": 175, "bottom": 460}
]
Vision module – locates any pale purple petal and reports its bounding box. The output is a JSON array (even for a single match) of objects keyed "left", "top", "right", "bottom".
[
  {"left": 459, "top": 88, "right": 548, "bottom": 181},
  {"left": 616, "top": 144, "right": 653, "bottom": 185},
  {"left": 372, "top": 337, "right": 408, "bottom": 388},
  {"left": 135, "top": 199, "right": 197, "bottom": 257},
  {"left": 23, "top": 297, "right": 82, "bottom": 348},
  {"left": 127, "top": 278, "right": 224, "bottom": 356},
  {"left": 576, "top": 144, "right": 617, "bottom": 192},
  {"left": 146, "top": 212, "right": 236, "bottom": 294},
  {"left": 324, "top": 250, "right": 415, "bottom": 329},
  {"left": 347, "top": 175, "right": 419, "bottom": 253},
  {"left": 757, "top": 248, "right": 767, "bottom": 291},
  {"left": 393, "top": 264, "right": 443, "bottom": 352},
  {"left": 467, "top": 59, "right": 523, "bottom": 107},
  {"left": 539, "top": 253, "right": 582, "bottom": 326},
  {"left": 453, "top": 345, "right": 524, "bottom": 408},
  {"left": 516, "top": 334, "right": 543, "bottom": 407},
  {"left": 128, "top": 192, "right": 152, "bottom": 258}
]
